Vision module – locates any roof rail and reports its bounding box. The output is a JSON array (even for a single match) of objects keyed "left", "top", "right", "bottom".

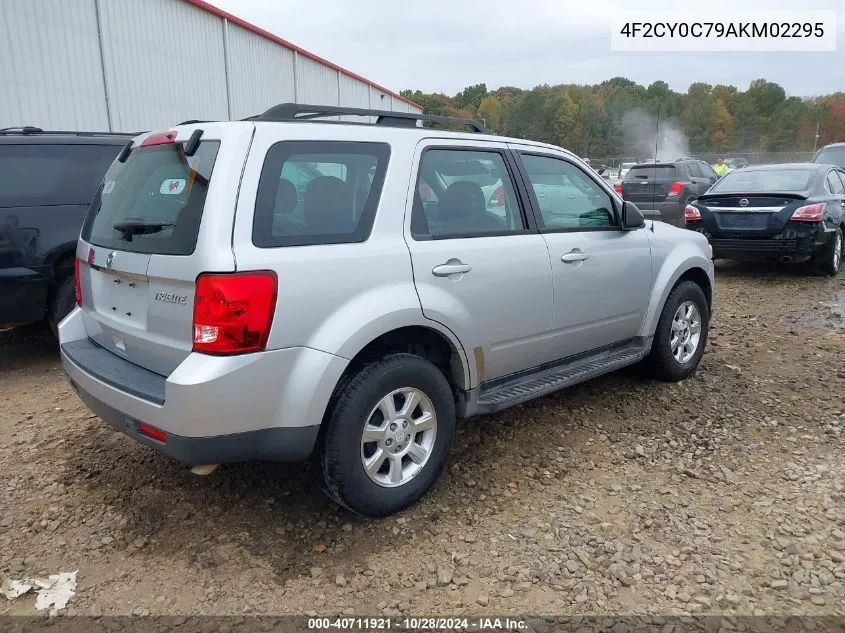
[
  {"left": 0, "top": 127, "right": 135, "bottom": 137},
  {"left": 254, "top": 103, "right": 491, "bottom": 134}
]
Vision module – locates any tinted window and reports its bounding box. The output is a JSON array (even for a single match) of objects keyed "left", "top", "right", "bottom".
[
  {"left": 814, "top": 146, "right": 845, "bottom": 168},
  {"left": 253, "top": 141, "right": 389, "bottom": 248},
  {"left": 411, "top": 149, "right": 524, "bottom": 240},
  {"left": 700, "top": 162, "right": 718, "bottom": 179},
  {"left": 521, "top": 154, "right": 617, "bottom": 230},
  {"left": 826, "top": 171, "right": 845, "bottom": 194},
  {"left": 709, "top": 169, "right": 815, "bottom": 193},
  {"left": 0, "top": 143, "right": 121, "bottom": 208},
  {"left": 686, "top": 162, "right": 702, "bottom": 178},
  {"left": 82, "top": 141, "right": 219, "bottom": 255},
  {"left": 624, "top": 165, "right": 677, "bottom": 181}
]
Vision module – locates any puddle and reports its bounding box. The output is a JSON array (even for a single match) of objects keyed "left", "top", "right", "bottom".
[{"left": 784, "top": 290, "right": 845, "bottom": 334}]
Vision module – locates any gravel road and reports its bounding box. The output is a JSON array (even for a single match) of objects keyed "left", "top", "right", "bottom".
[{"left": 1, "top": 262, "right": 844, "bottom": 621}]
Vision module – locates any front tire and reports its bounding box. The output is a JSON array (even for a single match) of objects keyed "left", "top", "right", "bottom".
[
  {"left": 319, "top": 353, "right": 456, "bottom": 517},
  {"left": 647, "top": 281, "right": 710, "bottom": 382},
  {"left": 816, "top": 226, "right": 843, "bottom": 276}
]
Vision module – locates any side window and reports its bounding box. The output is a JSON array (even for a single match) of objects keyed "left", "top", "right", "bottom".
[
  {"left": 253, "top": 141, "right": 389, "bottom": 247},
  {"left": 411, "top": 149, "right": 525, "bottom": 240},
  {"left": 837, "top": 171, "right": 845, "bottom": 191},
  {"left": 687, "top": 162, "right": 702, "bottom": 178},
  {"left": 520, "top": 154, "right": 618, "bottom": 230},
  {"left": 826, "top": 171, "right": 845, "bottom": 194},
  {"left": 700, "top": 162, "right": 718, "bottom": 180}
]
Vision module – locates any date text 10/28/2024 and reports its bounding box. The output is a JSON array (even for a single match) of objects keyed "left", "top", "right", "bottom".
[{"left": 307, "top": 617, "right": 528, "bottom": 630}]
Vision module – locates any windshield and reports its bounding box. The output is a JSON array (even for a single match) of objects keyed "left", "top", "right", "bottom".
[
  {"left": 624, "top": 165, "right": 676, "bottom": 181},
  {"left": 709, "top": 169, "right": 815, "bottom": 193},
  {"left": 81, "top": 140, "right": 220, "bottom": 255},
  {"left": 814, "top": 146, "right": 845, "bottom": 168}
]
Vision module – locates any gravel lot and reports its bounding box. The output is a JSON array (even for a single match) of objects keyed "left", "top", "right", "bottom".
[{"left": 1, "top": 262, "right": 844, "bottom": 621}]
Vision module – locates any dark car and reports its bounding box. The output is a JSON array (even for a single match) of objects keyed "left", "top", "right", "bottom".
[
  {"left": 0, "top": 128, "right": 131, "bottom": 334},
  {"left": 813, "top": 141, "right": 845, "bottom": 168},
  {"left": 725, "top": 157, "right": 749, "bottom": 170},
  {"left": 684, "top": 163, "right": 844, "bottom": 275},
  {"left": 615, "top": 158, "right": 719, "bottom": 227}
]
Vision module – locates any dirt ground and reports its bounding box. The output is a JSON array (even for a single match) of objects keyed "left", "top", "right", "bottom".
[{"left": 1, "top": 262, "right": 844, "bottom": 621}]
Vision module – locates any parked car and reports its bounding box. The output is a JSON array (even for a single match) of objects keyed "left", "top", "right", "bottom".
[
  {"left": 619, "top": 162, "right": 636, "bottom": 179},
  {"left": 724, "top": 157, "right": 749, "bottom": 171},
  {"left": 813, "top": 141, "right": 845, "bottom": 168},
  {"left": 684, "top": 163, "right": 844, "bottom": 275},
  {"left": 0, "top": 128, "right": 132, "bottom": 334},
  {"left": 615, "top": 159, "right": 719, "bottom": 227},
  {"left": 60, "top": 103, "right": 714, "bottom": 517}
]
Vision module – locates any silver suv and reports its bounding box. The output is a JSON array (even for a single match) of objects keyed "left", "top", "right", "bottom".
[{"left": 60, "top": 104, "right": 714, "bottom": 517}]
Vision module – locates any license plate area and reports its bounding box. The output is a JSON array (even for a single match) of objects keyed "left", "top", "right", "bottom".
[
  {"left": 716, "top": 213, "right": 769, "bottom": 230},
  {"left": 89, "top": 267, "right": 149, "bottom": 327}
]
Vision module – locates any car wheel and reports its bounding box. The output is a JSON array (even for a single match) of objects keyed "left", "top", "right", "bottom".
[
  {"left": 319, "top": 353, "right": 456, "bottom": 517},
  {"left": 48, "top": 276, "right": 75, "bottom": 339},
  {"left": 647, "top": 281, "right": 710, "bottom": 382},
  {"left": 816, "top": 226, "right": 843, "bottom": 276}
]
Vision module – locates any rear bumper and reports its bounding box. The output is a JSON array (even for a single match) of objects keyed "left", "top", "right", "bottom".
[
  {"left": 0, "top": 266, "right": 50, "bottom": 326},
  {"left": 628, "top": 201, "right": 684, "bottom": 228},
  {"left": 59, "top": 308, "right": 347, "bottom": 464},
  {"left": 703, "top": 227, "right": 835, "bottom": 262}
]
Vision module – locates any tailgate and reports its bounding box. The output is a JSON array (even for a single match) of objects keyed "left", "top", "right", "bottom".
[
  {"left": 698, "top": 194, "right": 805, "bottom": 235},
  {"left": 622, "top": 165, "right": 677, "bottom": 203},
  {"left": 75, "top": 123, "right": 254, "bottom": 376}
]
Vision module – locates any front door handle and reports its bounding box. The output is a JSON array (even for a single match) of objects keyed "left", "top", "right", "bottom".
[
  {"left": 561, "top": 252, "right": 589, "bottom": 263},
  {"left": 432, "top": 262, "right": 472, "bottom": 277}
]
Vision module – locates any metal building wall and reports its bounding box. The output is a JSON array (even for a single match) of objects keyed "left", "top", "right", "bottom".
[
  {"left": 225, "top": 21, "right": 296, "bottom": 120},
  {"left": 0, "top": 0, "right": 109, "bottom": 130},
  {"left": 0, "top": 0, "right": 420, "bottom": 132}
]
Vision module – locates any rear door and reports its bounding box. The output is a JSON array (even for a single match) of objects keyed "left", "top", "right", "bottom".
[
  {"left": 621, "top": 164, "right": 678, "bottom": 205},
  {"left": 404, "top": 140, "right": 555, "bottom": 382},
  {"left": 76, "top": 123, "right": 254, "bottom": 376}
]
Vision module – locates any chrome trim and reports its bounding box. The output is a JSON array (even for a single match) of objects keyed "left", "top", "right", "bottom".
[
  {"left": 704, "top": 206, "right": 784, "bottom": 213},
  {"left": 89, "top": 263, "right": 148, "bottom": 283}
]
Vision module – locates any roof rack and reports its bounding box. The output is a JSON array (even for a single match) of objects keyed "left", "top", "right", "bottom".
[
  {"left": 254, "top": 103, "right": 490, "bottom": 134},
  {"left": 0, "top": 126, "right": 135, "bottom": 137}
]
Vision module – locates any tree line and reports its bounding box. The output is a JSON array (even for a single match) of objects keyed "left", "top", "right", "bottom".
[{"left": 401, "top": 79, "right": 845, "bottom": 158}]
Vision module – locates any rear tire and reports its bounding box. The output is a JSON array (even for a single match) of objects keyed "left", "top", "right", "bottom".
[
  {"left": 48, "top": 276, "right": 75, "bottom": 339},
  {"left": 647, "top": 281, "right": 709, "bottom": 382},
  {"left": 815, "top": 226, "right": 843, "bottom": 276},
  {"left": 319, "top": 353, "right": 456, "bottom": 517}
]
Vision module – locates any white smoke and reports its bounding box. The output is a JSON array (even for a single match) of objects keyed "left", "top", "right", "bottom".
[{"left": 621, "top": 108, "right": 690, "bottom": 162}]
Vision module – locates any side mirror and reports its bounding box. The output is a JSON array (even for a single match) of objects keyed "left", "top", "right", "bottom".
[{"left": 621, "top": 201, "right": 645, "bottom": 230}]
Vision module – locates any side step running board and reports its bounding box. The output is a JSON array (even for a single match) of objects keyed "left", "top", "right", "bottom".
[{"left": 476, "top": 343, "right": 646, "bottom": 414}]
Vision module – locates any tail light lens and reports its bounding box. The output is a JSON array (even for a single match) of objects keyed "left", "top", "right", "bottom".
[
  {"left": 790, "top": 202, "right": 826, "bottom": 222},
  {"left": 74, "top": 257, "right": 83, "bottom": 306},
  {"left": 667, "top": 182, "right": 685, "bottom": 197},
  {"left": 684, "top": 204, "right": 702, "bottom": 222},
  {"left": 140, "top": 130, "right": 177, "bottom": 147},
  {"left": 138, "top": 422, "right": 168, "bottom": 443},
  {"left": 488, "top": 185, "right": 505, "bottom": 207},
  {"left": 614, "top": 182, "right": 623, "bottom": 195},
  {"left": 192, "top": 272, "right": 278, "bottom": 355}
]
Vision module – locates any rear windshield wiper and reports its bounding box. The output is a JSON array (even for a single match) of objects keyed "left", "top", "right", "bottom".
[{"left": 113, "top": 219, "right": 174, "bottom": 241}]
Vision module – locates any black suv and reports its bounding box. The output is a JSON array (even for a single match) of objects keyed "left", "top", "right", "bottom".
[
  {"left": 0, "top": 128, "right": 130, "bottom": 334},
  {"left": 813, "top": 141, "right": 845, "bottom": 168},
  {"left": 616, "top": 158, "right": 719, "bottom": 227}
]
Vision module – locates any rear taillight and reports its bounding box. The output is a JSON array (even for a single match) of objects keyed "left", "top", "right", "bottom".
[
  {"left": 667, "top": 182, "right": 685, "bottom": 197},
  {"left": 790, "top": 202, "right": 826, "bottom": 222},
  {"left": 614, "top": 182, "right": 623, "bottom": 195},
  {"left": 192, "top": 272, "right": 278, "bottom": 355},
  {"left": 74, "top": 257, "right": 83, "bottom": 306},
  {"left": 488, "top": 185, "right": 505, "bottom": 207},
  {"left": 684, "top": 205, "right": 702, "bottom": 222}
]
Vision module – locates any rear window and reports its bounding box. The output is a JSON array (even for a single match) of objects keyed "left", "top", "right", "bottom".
[
  {"left": 81, "top": 140, "right": 220, "bottom": 255},
  {"left": 624, "top": 165, "right": 677, "bottom": 181},
  {"left": 709, "top": 169, "right": 815, "bottom": 193},
  {"left": 814, "top": 146, "right": 845, "bottom": 168},
  {"left": 0, "top": 143, "right": 121, "bottom": 208},
  {"left": 252, "top": 141, "right": 390, "bottom": 248}
]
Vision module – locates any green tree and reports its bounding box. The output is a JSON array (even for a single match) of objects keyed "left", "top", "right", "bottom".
[
  {"left": 477, "top": 95, "right": 502, "bottom": 132},
  {"left": 453, "top": 83, "right": 488, "bottom": 111}
]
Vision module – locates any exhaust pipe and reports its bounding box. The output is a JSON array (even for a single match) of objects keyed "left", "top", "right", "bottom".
[
  {"left": 780, "top": 255, "right": 793, "bottom": 263},
  {"left": 190, "top": 464, "right": 219, "bottom": 476}
]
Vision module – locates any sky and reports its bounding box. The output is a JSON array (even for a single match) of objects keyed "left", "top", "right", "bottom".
[{"left": 206, "top": 0, "right": 844, "bottom": 99}]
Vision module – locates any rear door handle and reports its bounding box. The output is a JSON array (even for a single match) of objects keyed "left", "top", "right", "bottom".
[
  {"left": 561, "top": 252, "right": 589, "bottom": 263},
  {"left": 432, "top": 262, "right": 472, "bottom": 277}
]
